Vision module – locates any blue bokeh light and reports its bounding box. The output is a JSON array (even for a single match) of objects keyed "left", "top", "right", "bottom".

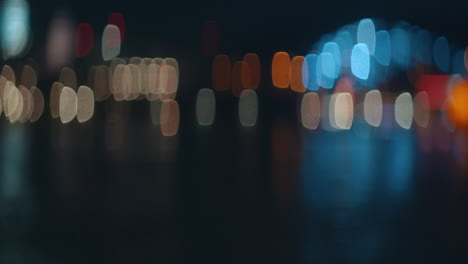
[
  {"left": 304, "top": 54, "right": 319, "bottom": 91},
  {"left": 375, "top": 30, "right": 391, "bottom": 66},
  {"left": 351, "top": 43, "right": 370, "bottom": 80},
  {"left": 0, "top": 0, "right": 30, "bottom": 59},
  {"left": 317, "top": 52, "right": 335, "bottom": 89},
  {"left": 322, "top": 42, "right": 341, "bottom": 79},
  {"left": 390, "top": 27, "right": 411, "bottom": 69},
  {"left": 357, "top": 18, "right": 376, "bottom": 55},
  {"left": 433, "top": 36, "right": 450, "bottom": 72}
]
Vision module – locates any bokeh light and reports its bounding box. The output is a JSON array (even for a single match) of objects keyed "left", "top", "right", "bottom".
[
  {"left": 212, "top": 54, "right": 231, "bottom": 92},
  {"left": 300, "top": 92, "right": 320, "bottom": 129},
  {"left": 59, "top": 86, "right": 77, "bottom": 124},
  {"left": 196, "top": 88, "right": 216, "bottom": 126},
  {"left": 29, "top": 86, "right": 43, "bottom": 122},
  {"left": 395, "top": 92, "right": 413, "bottom": 129},
  {"left": 242, "top": 53, "right": 260, "bottom": 90},
  {"left": 322, "top": 42, "right": 341, "bottom": 78},
  {"left": 50, "top": 81, "right": 64, "bottom": 118},
  {"left": 2, "top": 65, "right": 16, "bottom": 83},
  {"left": 357, "top": 18, "right": 376, "bottom": 55},
  {"left": 76, "top": 23, "right": 94, "bottom": 58},
  {"left": 239, "top": 89, "right": 258, "bottom": 127},
  {"left": 351, "top": 43, "right": 370, "bottom": 80},
  {"left": 18, "top": 86, "right": 33, "bottom": 123},
  {"left": 303, "top": 54, "right": 318, "bottom": 90},
  {"left": 1, "top": 0, "right": 30, "bottom": 59},
  {"left": 452, "top": 49, "right": 467, "bottom": 75},
  {"left": 317, "top": 52, "right": 335, "bottom": 88},
  {"left": 108, "top": 13, "right": 125, "bottom": 41},
  {"left": 390, "top": 27, "right": 411, "bottom": 69},
  {"left": 433, "top": 36, "right": 450, "bottom": 72},
  {"left": 330, "top": 93, "right": 353, "bottom": 130},
  {"left": 415, "top": 74, "right": 449, "bottom": 110},
  {"left": 102, "top": 25, "right": 121, "bottom": 61},
  {"left": 160, "top": 99, "right": 180, "bottom": 136},
  {"left": 59, "top": 67, "right": 77, "bottom": 89},
  {"left": 364, "top": 90, "right": 383, "bottom": 127},
  {"left": 413, "top": 91, "right": 430, "bottom": 128},
  {"left": 76, "top": 86, "right": 94, "bottom": 123},
  {"left": 375, "top": 30, "right": 391, "bottom": 66},
  {"left": 9, "top": 85, "right": 23, "bottom": 123},
  {"left": 272, "top": 52, "right": 291, "bottom": 88},
  {"left": 290, "top": 56, "right": 306, "bottom": 92},
  {"left": 446, "top": 81, "right": 468, "bottom": 130},
  {"left": 20, "top": 65, "right": 37, "bottom": 88},
  {"left": 46, "top": 13, "right": 74, "bottom": 74}
]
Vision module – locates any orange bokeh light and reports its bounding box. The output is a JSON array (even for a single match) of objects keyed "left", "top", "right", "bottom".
[
  {"left": 290, "top": 56, "right": 306, "bottom": 93},
  {"left": 242, "top": 53, "right": 260, "bottom": 90},
  {"left": 272, "top": 52, "right": 291, "bottom": 88},
  {"left": 447, "top": 81, "right": 468, "bottom": 130}
]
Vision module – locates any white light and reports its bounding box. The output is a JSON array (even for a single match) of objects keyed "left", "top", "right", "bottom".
[
  {"left": 364, "top": 90, "right": 383, "bottom": 127},
  {"left": 395, "top": 92, "right": 413, "bottom": 129}
]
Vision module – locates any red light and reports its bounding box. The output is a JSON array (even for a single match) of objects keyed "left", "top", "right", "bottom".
[
  {"left": 76, "top": 23, "right": 94, "bottom": 58},
  {"left": 108, "top": 13, "right": 126, "bottom": 41},
  {"left": 415, "top": 75, "right": 450, "bottom": 110}
]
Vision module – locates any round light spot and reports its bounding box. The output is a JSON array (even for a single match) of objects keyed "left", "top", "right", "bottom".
[
  {"left": 351, "top": 43, "right": 370, "bottom": 80},
  {"left": 102, "top": 24, "right": 121, "bottom": 61},
  {"left": 290, "top": 56, "right": 306, "bottom": 93},
  {"left": 77, "top": 85, "right": 94, "bottom": 123},
  {"left": 46, "top": 14, "right": 74, "bottom": 74},
  {"left": 59, "top": 86, "right": 77, "bottom": 123},
  {"left": 1, "top": 0, "right": 30, "bottom": 59},
  {"left": 59, "top": 67, "right": 77, "bottom": 89},
  {"left": 212, "top": 54, "right": 231, "bottom": 92},
  {"left": 413, "top": 91, "right": 430, "bottom": 128},
  {"left": 357, "top": 18, "right": 376, "bottom": 55},
  {"left": 364, "top": 90, "right": 383, "bottom": 127},
  {"left": 147, "top": 63, "right": 161, "bottom": 100},
  {"left": 3, "top": 81, "right": 16, "bottom": 118},
  {"left": 121, "top": 65, "right": 132, "bottom": 101},
  {"left": 50, "top": 81, "right": 64, "bottom": 118},
  {"left": 272, "top": 52, "right": 291, "bottom": 88},
  {"left": 165, "top": 58, "right": 179, "bottom": 78},
  {"left": 322, "top": 42, "right": 341, "bottom": 78},
  {"left": 29, "top": 86, "right": 44, "bottom": 122},
  {"left": 160, "top": 99, "right": 180, "bottom": 136},
  {"left": 108, "top": 13, "right": 125, "bottom": 41},
  {"left": 301, "top": 92, "right": 320, "bottom": 129},
  {"left": 112, "top": 64, "right": 125, "bottom": 101},
  {"left": 20, "top": 65, "right": 37, "bottom": 88},
  {"left": 127, "top": 64, "right": 141, "bottom": 100},
  {"left": 239, "top": 89, "right": 258, "bottom": 127},
  {"left": 196, "top": 88, "right": 216, "bottom": 126},
  {"left": 303, "top": 54, "right": 319, "bottom": 91},
  {"left": 446, "top": 81, "right": 468, "bottom": 130},
  {"left": 395, "top": 92, "right": 413, "bottom": 129}
]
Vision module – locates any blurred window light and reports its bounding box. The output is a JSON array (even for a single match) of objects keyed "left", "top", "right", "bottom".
[
  {"left": 322, "top": 42, "right": 341, "bottom": 78},
  {"left": 390, "top": 27, "right": 411, "bottom": 69},
  {"left": 290, "top": 56, "right": 306, "bottom": 92},
  {"left": 50, "top": 81, "right": 64, "bottom": 118},
  {"left": 212, "top": 54, "right": 231, "bottom": 92},
  {"left": 364, "top": 90, "right": 383, "bottom": 127},
  {"left": 108, "top": 13, "right": 125, "bottom": 41},
  {"left": 102, "top": 25, "right": 121, "bottom": 61},
  {"left": 316, "top": 52, "right": 334, "bottom": 88},
  {"left": 433, "top": 36, "right": 450, "bottom": 72},
  {"left": 196, "top": 88, "right": 216, "bottom": 126},
  {"left": 357, "top": 18, "right": 376, "bottom": 55},
  {"left": 59, "top": 86, "right": 77, "bottom": 123},
  {"left": 301, "top": 92, "right": 320, "bottom": 129},
  {"left": 242, "top": 53, "right": 260, "bottom": 90},
  {"left": 303, "top": 54, "right": 319, "bottom": 91},
  {"left": 351, "top": 43, "right": 370, "bottom": 80},
  {"left": 395, "top": 92, "right": 413, "bottom": 129},
  {"left": 29, "top": 86, "right": 43, "bottom": 122},
  {"left": 160, "top": 99, "right": 180, "bottom": 136},
  {"left": 272, "top": 52, "right": 291, "bottom": 88},
  {"left": 76, "top": 23, "right": 94, "bottom": 58},
  {"left": 375, "top": 30, "right": 391, "bottom": 66},
  {"left": 239, "top": 89, "right": 258, "bottom": 127},
  {"left": 413, "top": 91, "right": 430, "bottom": 128},
  {"left": 1, "top": 0, "right": 30, "bottom": 59}
]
